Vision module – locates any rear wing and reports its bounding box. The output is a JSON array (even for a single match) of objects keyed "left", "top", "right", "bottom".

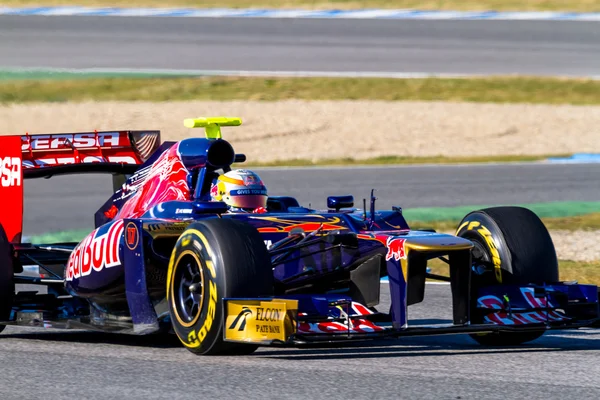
[{"left": 0, "top": 130, "right": 161, "bottom": 243}]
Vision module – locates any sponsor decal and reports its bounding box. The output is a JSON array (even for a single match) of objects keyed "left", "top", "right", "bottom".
[
  {"left": 21, "top": 156, "right": 138, "bottom": 168},
  {"left": 103, "top": 205, "right": 119, "bottom": 220},
  {"left": 228, "top": 307, "right": 252, "bottom": 331},
  {"left": 256, "top": 307, "right": 282, "bottom": 322},
  {"left": 187, "top": 280, "right": 217, "bottom": 346},
  {"left": 125, "top": 222, "right": 139, "bottom": 250},
  {"left": 175, "top": 208, "right": 193, "bottom": 215},
  {"left": 0, "top": 156, "right": 21, "bottom": 187},
  {"left": 255, "top": 307, "right": 283, "bottom": 334},
  {"left": 385, "top": 237, "right": 406, "bottom": 261},
  {"left": 145, "top": 222, "right": 188, "bottom": 236},
  {"left": 264, "top": 240, "right": 272, "bottom": 249},
  {"left": 224, "top": 300, "right": 297, "bottom": 343},
  {"left": 230, "top": 189, "right": 267, "bottom": 196},
  {"left": 241, "top": 173, "right": 263, "bottom": 187},
  {"left": 65, "top": 220, "right": 124, "bottom": 281},
  {"left": 21, "top": 132, "right": 125, "bottom": 151},
  {"left": 209, "top": 182, "right": 219, "bottom": 199}
]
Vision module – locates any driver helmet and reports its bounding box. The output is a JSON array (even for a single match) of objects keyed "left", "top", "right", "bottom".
[{"left": 210, "top": 169, "right": 268, "bottom": 211}]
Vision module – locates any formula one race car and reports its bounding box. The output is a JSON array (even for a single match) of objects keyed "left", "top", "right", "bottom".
[{"left": 0, "top": 117, "right": 598, "bottom": 355}]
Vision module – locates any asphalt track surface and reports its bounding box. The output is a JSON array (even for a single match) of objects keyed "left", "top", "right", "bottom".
[
  {"left": 23, "top": 163, "right": 600, "bottom": 235},
  {"left": 2, "top": 16, "right": 600, "bottom": 76},
  {"left": 3, "top": 283, "right": 600, "bottom": 399}
]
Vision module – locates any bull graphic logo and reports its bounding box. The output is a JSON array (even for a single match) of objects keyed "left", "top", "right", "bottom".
[
  {"left": 228, "top": 307, "right": 253, "bottom": 331},
  {"left": 125, "top": 222, "right": 139, "bottom": 250},
  {"left": 210, "top": 183, "right": 219, "bottom": 198},
  {"left": 385, "top": 237, "right": 407, "bottom": 261}
]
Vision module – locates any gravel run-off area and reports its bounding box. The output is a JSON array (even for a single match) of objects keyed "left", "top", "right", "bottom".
[
  {"left": 2, "top": 100, "right": 600, "bottom": 162},
  {"left": 550, "top": 230, "right": 600, "bottom": 262}
]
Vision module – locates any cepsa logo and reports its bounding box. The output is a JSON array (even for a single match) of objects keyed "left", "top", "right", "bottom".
[
  {"left": 385, "top": 237, "right": 407, "bottom": 261},
  {"left": 21, "top": 132, "right": 124, "bottom": 151},
  {"left": 0, "top": 157, "right": 21, "bottom": 188},
  {"left": 20, "top": 132, "right": 137, "bottom": 168},
  {"left": 66, "top": 220, "right": 124, "bottom": 281}
]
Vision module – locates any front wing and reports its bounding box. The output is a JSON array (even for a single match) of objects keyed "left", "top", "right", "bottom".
[{"left": 222, "top": 282, "right": 600, "bottom": 346}]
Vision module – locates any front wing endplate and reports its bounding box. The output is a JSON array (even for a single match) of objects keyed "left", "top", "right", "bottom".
[{"left": 224, "top": 299, "right": 298, "bottom": 344}]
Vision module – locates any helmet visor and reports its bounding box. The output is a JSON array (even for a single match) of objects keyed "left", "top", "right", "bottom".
[{"left": 228, "top": 194, "right": 268, "bottom": 209}]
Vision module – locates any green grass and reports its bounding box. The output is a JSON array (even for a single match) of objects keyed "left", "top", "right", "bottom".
[
  {"left": 558, "top": 260, "right": 600, "bottom": 284},
  {"left": 406, "top": 203, "right": 600, "bottom": 224},
  {"left": 3, "top": 0, "right": 600, "bottom": 12},
  {"left": 412, "top": 213, "right": 600, "bottom": 233},
  {"left": 427, "top": 258, "right": 600, "bottom": 285},
  {"left": 3, "top": 76, "right": 600, "bottom": 105}
]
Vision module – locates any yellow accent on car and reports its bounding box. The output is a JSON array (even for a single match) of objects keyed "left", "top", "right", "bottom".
[
  {"left": 167, "top": 228, "right": 219, "bottom": 349},
  {"left": 183, "top": 116, "right": 242, "bottom": 139},
  {"left": 224, "top": 299, "right": 298, "bottom": 344}
]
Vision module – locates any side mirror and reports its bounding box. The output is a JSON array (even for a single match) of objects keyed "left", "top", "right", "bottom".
[{"left": 327, "top": 195, "right": 354, "bottom": 212}]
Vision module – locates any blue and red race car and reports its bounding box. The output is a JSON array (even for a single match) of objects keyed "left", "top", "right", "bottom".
[{"left": 0, "top": 117, "right": 598, "bottom": 355}]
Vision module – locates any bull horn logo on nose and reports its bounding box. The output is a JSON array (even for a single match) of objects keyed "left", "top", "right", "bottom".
[
  {"left": 228, "top": 307, "right": 253, "bottom": 331},
  {"left": 385, "top": 237, "right": 407, "bottom": 261}
]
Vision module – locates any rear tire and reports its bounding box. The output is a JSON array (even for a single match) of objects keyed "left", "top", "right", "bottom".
[
  {"left": 0, "top": 225, "right": 15, "bottom": 334},
  {"left": 167, "top": 218, "right": 273, "bottom": 355},
  {"left": 456, "top": 206, "right": 558, "bottom": 346}
]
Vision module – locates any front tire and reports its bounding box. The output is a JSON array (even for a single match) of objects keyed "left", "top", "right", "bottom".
[
  {"left": 167, "top": 218, "right": 273, "bottom": 355},
  {"left": 456, "top": 206, "right": 558, "bottom": 346}
]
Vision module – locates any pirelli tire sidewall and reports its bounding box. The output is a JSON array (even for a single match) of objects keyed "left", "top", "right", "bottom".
[
  {"left": 455, "top": 212, "right": 513, "bottom": 285},
  {"left": 167, "top": 218, "right": 274, "bottom": 355},
  {"left": 167, "top": 224, "right": 226, "bottom": 354}
]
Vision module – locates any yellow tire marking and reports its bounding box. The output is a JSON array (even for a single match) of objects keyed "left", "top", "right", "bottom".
[{"left": 167, "top": 227, "right": 220, "bottom": 349}]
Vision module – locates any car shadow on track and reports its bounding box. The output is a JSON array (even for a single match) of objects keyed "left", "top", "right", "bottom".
[
  {"left": 1, "top": 328, "right": 182, "bottom": 348},
  {"left": 254, "top": 331, "right": 600, "bottom": 360},
  {"left": 4, "top": 326, "right": 600, "bottom": 358}
]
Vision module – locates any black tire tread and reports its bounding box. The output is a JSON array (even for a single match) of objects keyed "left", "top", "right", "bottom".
[
  {"left": 200, "top": 218, "right": 273, "bottom": 355},
  {"left": 456, "top": 206, "right": 556, "bottom": 346},
  {"left": 170, "top": 218, "right": 273, "bottom": 355},
  {"left": 480, "top": 206, "right": 558, "bottom": 283}
]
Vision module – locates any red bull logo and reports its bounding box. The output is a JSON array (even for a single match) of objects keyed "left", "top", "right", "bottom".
[
  {"left": 385, "top": 237, "right": 406, "bottom": 261},
  {"left": 210, "top": 183, "right": 219, "bottom": 198},
  {"left": 65, "top": 219, "right": 124, "bottom": 282}
]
